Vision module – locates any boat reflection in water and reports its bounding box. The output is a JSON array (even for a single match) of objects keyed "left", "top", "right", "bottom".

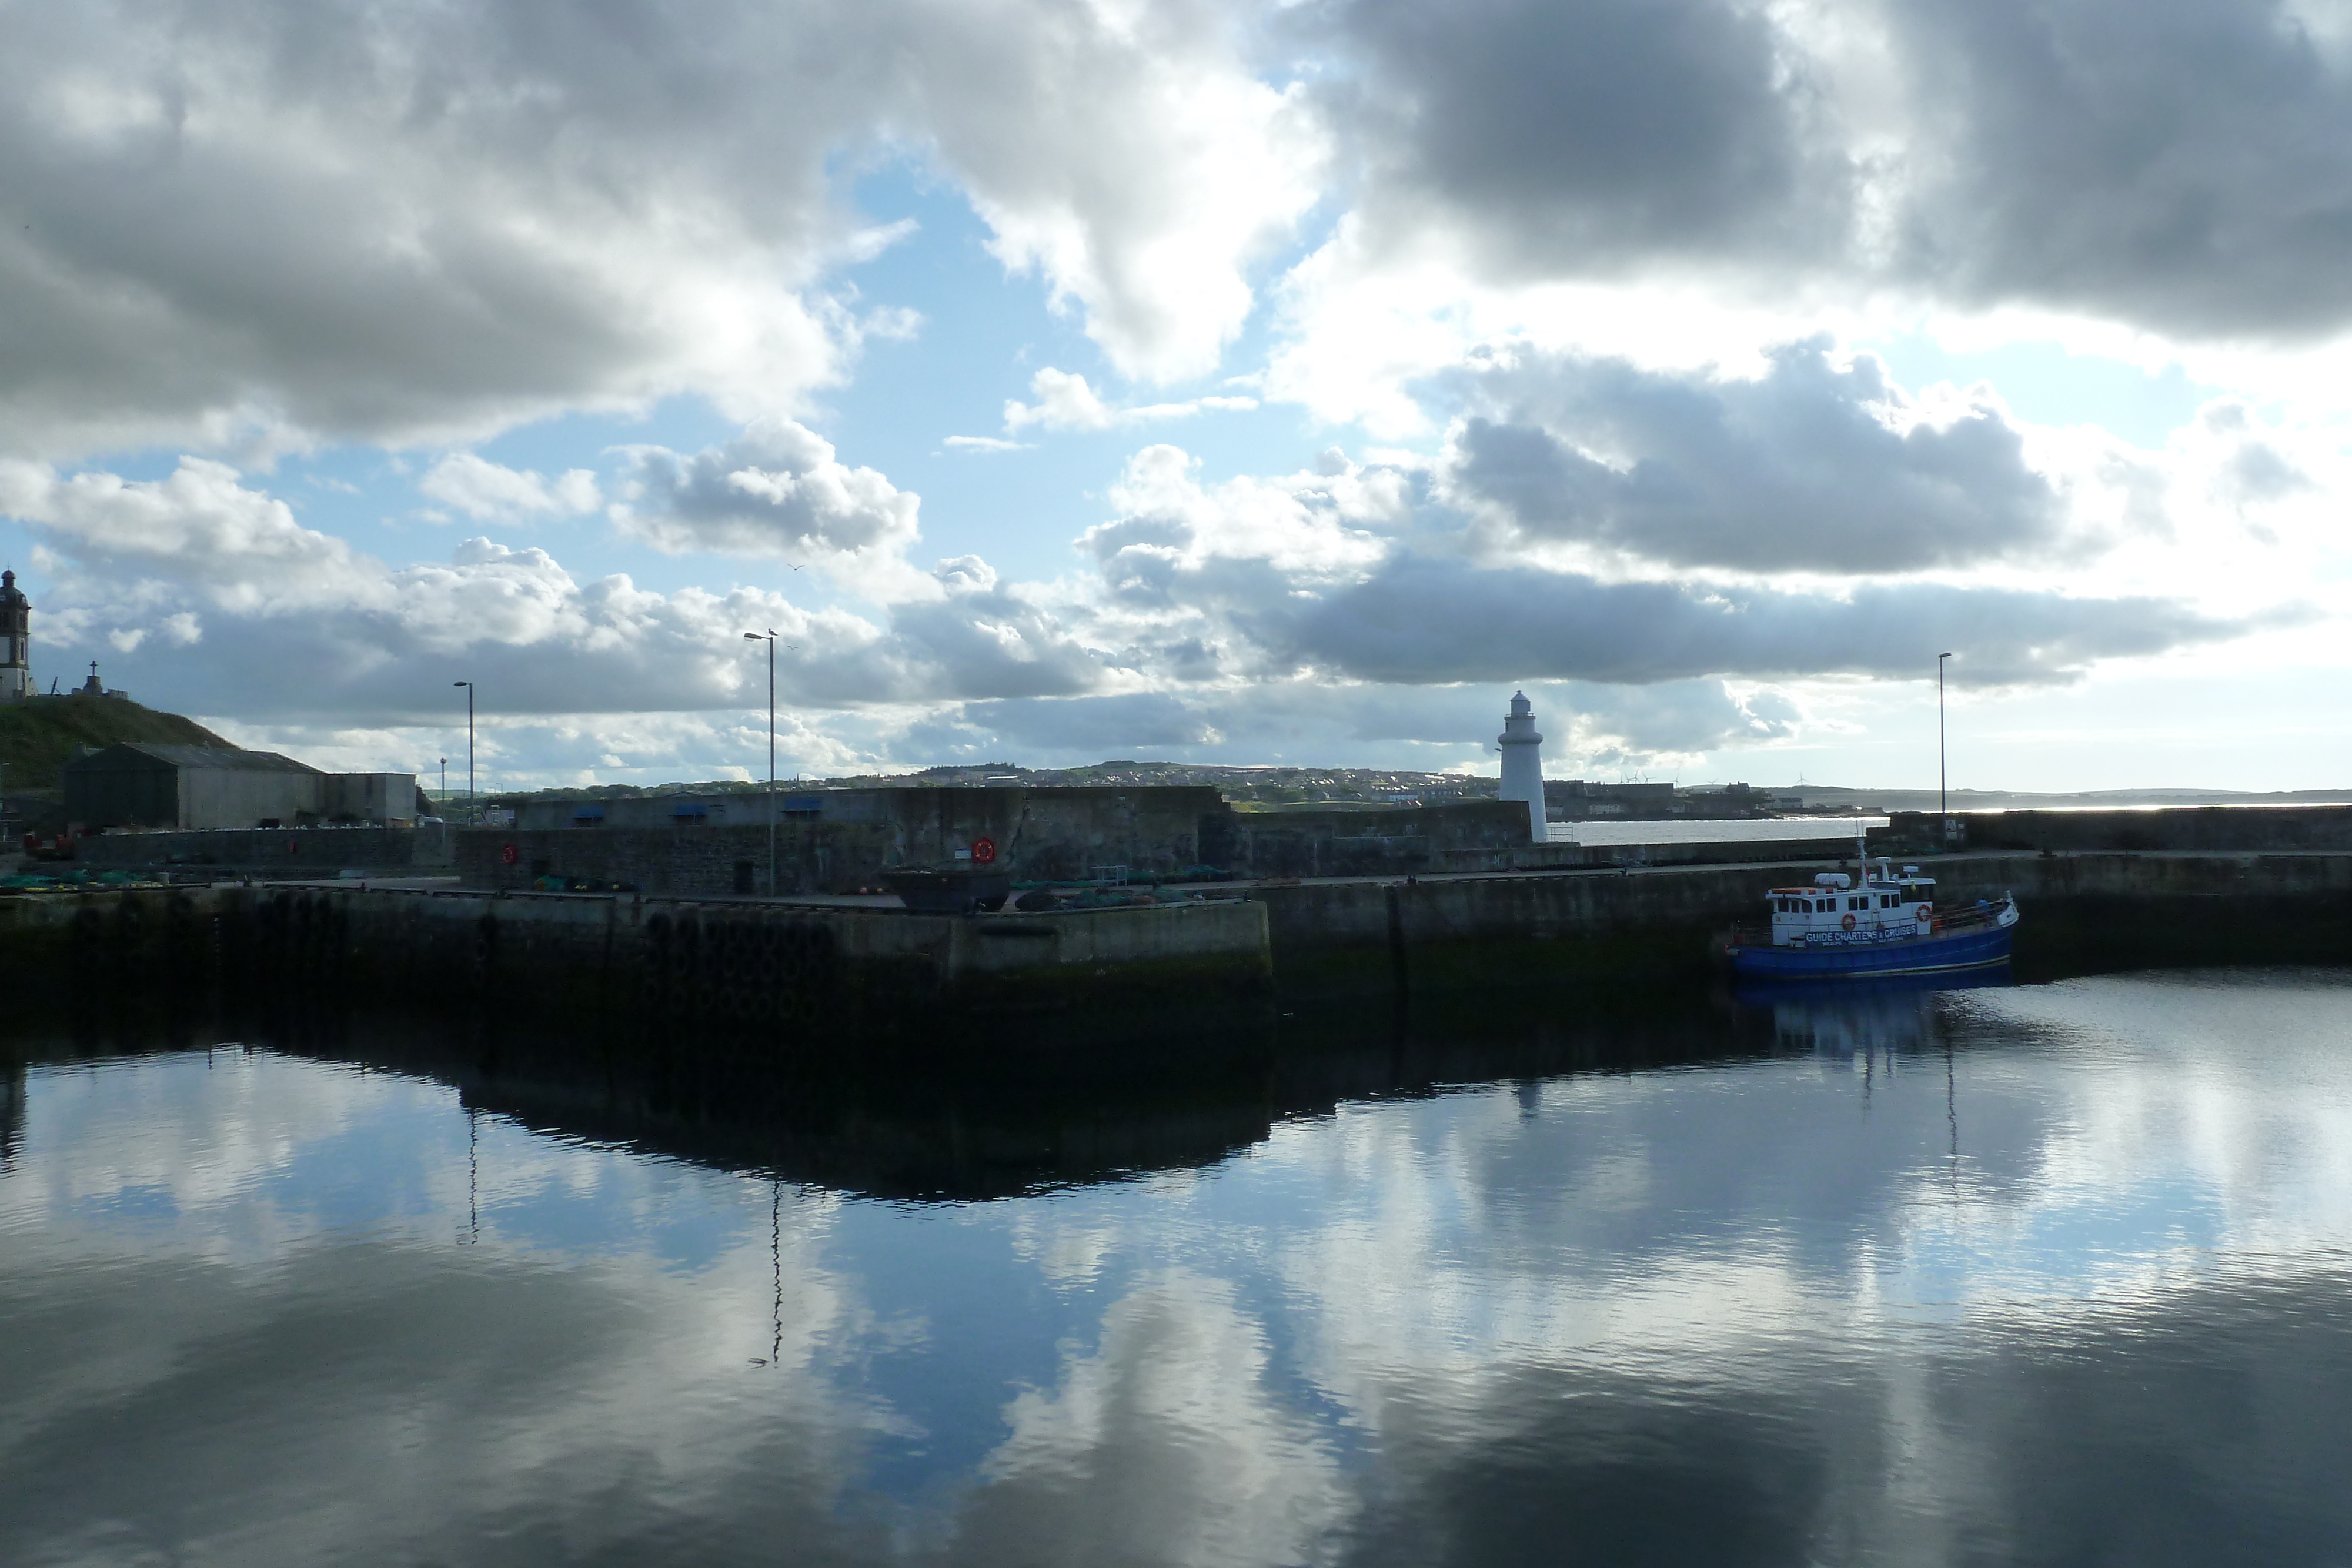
[
  {"left": 10, "top": 964, "right": 2352, "bottom": 1567},
  {"left": 1739, "top": 963, "right": 2015, "bottom": 1058}
]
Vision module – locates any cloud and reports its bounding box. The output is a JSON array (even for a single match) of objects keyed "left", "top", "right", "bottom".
[
  {"left": 1260, "top": 0, "right": 2352, "bottom": 448},
  {"left": 1440, "top": 342, "right": 2069, "bottom": 573},
  {"left": 1318, "top": 0, "right": 1853, "bottom": 280},
  {"left": 0, "top": 457, "right": 1100, "bottom": 723},
  {"left": 918, "top": 677, "right": 1799, "bottom": 771},
  {"left": 0, "top": 436, "right": 2289, "bottom": 773},
  {"left": 18, "top": 0, "right": 2352, "bottom": 490},
  {"left": 1253, "top": 557, "right": 2254, "bottom": 688},
  {"left": 1001, "top": 368, "right": 1260, "bottom": 434},
  {"left": 0, "top": 0, "right": 865, "bottom": 459},
  {"left": 612, "top": 419, "right": 920, "bottom": 570},
  {"left": 1882, "top": 0, "right": 2352, "bottom": 337},
  {"left": 955, "top": 1272, "right": 1348, "bottom": 1566},
  {"left": 930, "top": 9, "right": 1329, "bottom": 381},
  {"left": 419, "top": 455, "right": 602, "bottom": 523},
  {"left": 0, "top": 456, "right": 372, "bottom": 607},
  {"left": 0, "top": 0, "right": 1325, "bottom": 462}
]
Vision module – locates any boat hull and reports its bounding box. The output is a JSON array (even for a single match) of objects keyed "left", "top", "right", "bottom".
[{"left": 1728, "top": 920, "right": 2014, "bottom": 980}]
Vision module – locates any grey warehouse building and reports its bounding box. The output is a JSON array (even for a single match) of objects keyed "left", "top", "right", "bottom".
[{"left": 63, "top": 744, "right": 423, "bottom": 831}]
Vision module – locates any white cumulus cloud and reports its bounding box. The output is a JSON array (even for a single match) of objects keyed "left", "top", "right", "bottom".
[{"left": 419, "top": 456, "right": 603, "bottom": 523}]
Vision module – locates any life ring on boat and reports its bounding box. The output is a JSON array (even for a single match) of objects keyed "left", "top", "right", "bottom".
[
  {"left": 1916, "top": 905, "right": 1932, "bottom": 922},
  {"left": 499, "top": 842, "right": 519, "bottom": 866},
  {"left": 1840, "top": 912, "right": 1856, "bottom": 931}
]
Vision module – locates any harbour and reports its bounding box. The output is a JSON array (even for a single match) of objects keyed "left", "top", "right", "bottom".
[{"left": 11, "top": 4, "right": 2352, "bottom": 1559}]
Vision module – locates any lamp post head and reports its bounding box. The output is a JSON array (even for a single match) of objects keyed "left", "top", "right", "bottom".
[
  {"left": 453, "top": 680, "right": 470, "bottom": 688},
  {"left": 743, "top": 632, "right": 761, "bottom": 641}
]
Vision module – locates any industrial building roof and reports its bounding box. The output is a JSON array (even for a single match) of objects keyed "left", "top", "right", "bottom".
[{"left": 64, "top": 743, "right": 321, "bottom": 774}]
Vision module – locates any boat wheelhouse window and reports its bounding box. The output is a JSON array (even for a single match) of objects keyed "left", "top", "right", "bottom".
[{"left": 1849, "top": 896, "right": 1866, "bottom": 911}]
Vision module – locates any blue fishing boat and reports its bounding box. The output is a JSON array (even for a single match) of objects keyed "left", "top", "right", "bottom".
[{"left": 1725, "top": 858, "right": 2019, "bottom": 980}]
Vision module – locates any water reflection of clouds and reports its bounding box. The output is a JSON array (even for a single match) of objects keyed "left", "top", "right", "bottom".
[{"left": 6, "top": 973, "right": 2352, "bottom": 1562}]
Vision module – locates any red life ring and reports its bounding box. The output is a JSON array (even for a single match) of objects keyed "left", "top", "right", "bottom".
[
  {"left": 500, "top": 843, "right": 520, "bottom": 867},
  {"left": 1916, "top": 905, "right": 1932, "bottom": 923},
  {"left": 971, "top": 835, "right": 997, "bottom": 865},
  {"left": 1841, "top": 912, "right": 1856, "bottom": 931}
]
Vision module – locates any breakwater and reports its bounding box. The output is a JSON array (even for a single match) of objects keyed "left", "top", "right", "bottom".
[
  {"left": 1882, "top": 803, "right": 2352, "bottom": 854},
  {"left": 8, "top": 850, "right": 2350, "bottom": 1047}
]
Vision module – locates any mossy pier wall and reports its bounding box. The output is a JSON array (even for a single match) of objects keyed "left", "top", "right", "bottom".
[{"left": 6, "top": 851, "right": 2350, "bottom": 1045}]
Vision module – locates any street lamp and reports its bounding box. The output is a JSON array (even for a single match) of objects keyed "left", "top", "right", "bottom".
[
  {"left": 743, "top": 631, "right": 777, "bottom": 896},
  {"left": 439, "top": 757, "right": 447, "bottom": 817},
  {"left": 453, "top": 682, "right": 475, "bottom": 825},
  {"left": 1937, "top": 653, "right": 1953, "bottom": 841}
]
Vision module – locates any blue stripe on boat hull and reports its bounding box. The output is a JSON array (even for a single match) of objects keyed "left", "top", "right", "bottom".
[{"left": 1728, "top": 922, "right": 2014, "bottom": 980}]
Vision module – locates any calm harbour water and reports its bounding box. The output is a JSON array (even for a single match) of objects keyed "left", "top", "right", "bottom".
[{"left": 5, "top": 971, "right": 2352, "bottom": 1566}]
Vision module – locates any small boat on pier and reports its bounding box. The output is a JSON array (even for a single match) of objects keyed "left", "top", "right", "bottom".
[{"left": 1725, "top": 858, "right": 2018, "bottom": 980}]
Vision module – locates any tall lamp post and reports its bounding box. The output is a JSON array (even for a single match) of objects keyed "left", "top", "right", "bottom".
[
  {"left": 453, "top": 681, "right": 475, "bottom": 825},
  {"left": 1937, "top": 653, "right": 1953, "bottom": 841},
  {"left": 742, "top": 631, "right": 777, "bottom": 896},
  {"left": 439, "top": 757, "right": 447, "bottom": 817}
]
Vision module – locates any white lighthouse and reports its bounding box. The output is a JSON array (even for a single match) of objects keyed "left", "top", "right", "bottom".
[{"left": 1497, "top": 690, "right": 1546, "bottom": 841}]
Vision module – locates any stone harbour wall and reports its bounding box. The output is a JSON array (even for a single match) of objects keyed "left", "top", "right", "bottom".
[
  {"left": 76, "top": 824, "right": 424, "bottom": 871},
  {"left": 1877, "top": 804, "right": 2352, "bottom": 855}
]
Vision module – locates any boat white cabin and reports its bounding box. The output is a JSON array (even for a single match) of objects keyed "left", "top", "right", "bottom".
[{"left": 1766, "top": 861, "right": 1938, "bottom": 948}]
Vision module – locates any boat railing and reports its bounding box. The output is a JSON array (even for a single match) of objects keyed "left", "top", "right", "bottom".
[{"left": 1929, "top": 897, "right": 2009, "bottom": 933}]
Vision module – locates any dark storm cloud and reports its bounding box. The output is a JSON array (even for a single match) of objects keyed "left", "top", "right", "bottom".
[
  {"left": 1319, "top": 0, "right": 1851, "bottom": 273},
  {"left": 1445, "top": 345, "right": 2066, "bottom": 573},
  {"left": 1887, "top": 0, "right": 2352, "bottom": 337},
  {"left": 1315, "top": 0, "right": 2352, "bottom": 340},
  {"left": 1246, "top": 557, "right": 2253, "bottom": 687}
]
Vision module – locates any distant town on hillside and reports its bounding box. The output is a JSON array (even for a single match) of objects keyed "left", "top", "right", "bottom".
[{"left": 469, "top": 763, "right": 2352, "bottom": 821}]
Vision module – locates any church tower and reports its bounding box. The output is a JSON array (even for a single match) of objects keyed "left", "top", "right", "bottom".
[
  {"left": 1497, "top": 690, "right": 1547, "bottom": 841},
  {"left": 0, "top": 571, "right": 29, "bottom": 700}
]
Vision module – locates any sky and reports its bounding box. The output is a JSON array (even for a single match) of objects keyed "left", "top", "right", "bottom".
[{"left": 3, "top": 0, "right": 2351, "bottom": 793}]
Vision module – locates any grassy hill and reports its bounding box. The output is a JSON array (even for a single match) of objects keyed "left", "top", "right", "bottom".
[{"left": 0, "top": 694, "right": 235, "bottom": 791}]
